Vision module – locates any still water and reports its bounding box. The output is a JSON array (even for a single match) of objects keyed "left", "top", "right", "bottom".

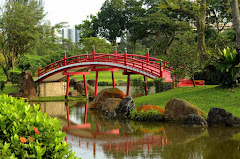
[{"left": 38, "top": 102, "right": 240, "bottom": 159}]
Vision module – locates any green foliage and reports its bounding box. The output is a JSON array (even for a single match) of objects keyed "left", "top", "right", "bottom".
[
  {"left": 134, "top": 85, "right": 240, "bottom": 118},
  {"left": 0, "top": 0, "right": 45, "bottom": 80},
  {"left": 9, "top": 70, "right": 21, "bottom": 85},
  {"left": 19, "top": 55, "right": 50, "bottom": 77},
  {"left": 168, "top": 31, "right": 201, "bottom": 86},
  {"left": 130, "top": 108, "right": 164, "bottom": 121},
  {"left": 153, "top": 78, "right": 164, "bottom": 93},
  {"left": 0, "top": 95, "right": 77, "bottom": 158},
  {"left": 81, "top": 37, "right": 114, "bottom": 54},
  {"left": 131, "top": 78, "right": 148, "bottom": 96},
  {"left": 216, "top": 47, "right": 240, "bottom": 87},
  {"left": 0, "top": 81, "right": 5, "bottom": 92}
]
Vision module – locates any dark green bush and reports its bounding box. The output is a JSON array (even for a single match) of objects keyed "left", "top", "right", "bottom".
[
  {"left": 98, "top": 81, "right": 111, "bottom": 86},
  {"left": 154, "top": 78, "right": 164, "bottom": 93},
  {"left": 9, "top": 70, "right": 21, "bottom": 85},
  {"left": 0, "top": 81, "right": 5, "bottom": 92},
  {"left": 130, "top": 109, "right": 164, "bottom": 121},
  {"left": 0, "top": 95, "right": 77, "bottom": 158}
]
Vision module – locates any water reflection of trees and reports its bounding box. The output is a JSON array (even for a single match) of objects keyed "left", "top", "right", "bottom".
[{"left": 41, "top": 101, "right": 240, "bottom": 159}]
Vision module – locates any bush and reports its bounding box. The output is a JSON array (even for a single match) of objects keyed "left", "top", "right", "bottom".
[
  {"left": 0, "top": 81, "right": 5, "bottom": 92},
  {"left": 9, "top": 70, "right": 21, "bottom": 85},
  {"left": 130, "top": 108, "right": 164, "bottom": 121},
  {"left": 0, "top": 95, "right": 77, "bottom": 158}
]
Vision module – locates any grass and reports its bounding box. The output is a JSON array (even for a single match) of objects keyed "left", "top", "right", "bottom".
[
  {"left": 0, "top": 84, "right": 18, "bottom": 95},
  {"left": 134, "top": 85, "right": 240, "bottom": 118},
  {"left": 72, "top": 70, "right": 151, "bottom": 83}
]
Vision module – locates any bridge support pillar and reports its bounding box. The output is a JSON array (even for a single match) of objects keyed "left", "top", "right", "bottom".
[
  {"left": 112, "top": 71, "right": 115, "bottom": 88},
  {"left": 83, "top": 75, "right": 88, "bottom": 99},
  {"left": 95, "top": 71, "right": 99, "bottom": 96},
  {"left": 144, "top": 76, "right": 148, "bottom": 96},
  {"left": 126, "top": 74, "right": 130, "bottom": 96},
  {"left": 65, "top": 75, "right": 70, "bottom": 100}
]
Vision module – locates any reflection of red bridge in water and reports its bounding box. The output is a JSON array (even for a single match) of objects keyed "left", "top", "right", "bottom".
[
  {"left": 35, "top": 48, "right": 204, "bottom": 97},
  {"left": 63, "top": 103, "right": 170, "bottom": 157}
]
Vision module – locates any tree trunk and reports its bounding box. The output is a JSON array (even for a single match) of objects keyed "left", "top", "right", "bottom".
[
  {"left": 197, "top": 0, "right": 207, "bottom": 62},
  {"left": 231, "top": 0, "right": 240, "bottom": 53}
]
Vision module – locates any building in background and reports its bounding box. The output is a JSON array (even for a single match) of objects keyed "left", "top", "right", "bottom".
[{"left": 61, "top": 27, "right": 80, "bottom": 43}]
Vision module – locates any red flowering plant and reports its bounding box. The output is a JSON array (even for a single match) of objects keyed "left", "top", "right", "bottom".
[{"left": 0, "top": 95, "right": 78, "bottom": 158}]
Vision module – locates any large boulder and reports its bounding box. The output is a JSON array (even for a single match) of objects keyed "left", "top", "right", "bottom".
[
  {"left": 102, "top": 98, "right": 122, "bottom": 112},
  {"left": 207, "top": 108, "right": 240, "bottom": 126},
  {"left": 90, "top": 88, "right": 125, "bottom": 109},
  {"left": 115, "top": 96, "right": 135, "bottom": 117},
  {"left": 69, "top": 78, "right": 77, "bottom": 87},
  {"left": 9, "top": 71, "right": 38, "bottom": 99},
  {"left": 182, "top": 114, "right": 207, "bottom": 126},
  {"left": 164, "top": 98, "right": 202, "bottom": 121}
]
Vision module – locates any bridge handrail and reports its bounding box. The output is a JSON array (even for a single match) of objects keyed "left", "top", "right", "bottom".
[{"left": 38, "top": 53, "right": 173, "bottom": 77}]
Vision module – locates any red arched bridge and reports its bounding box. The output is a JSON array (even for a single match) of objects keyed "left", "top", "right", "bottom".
[{"left": 35, "top": 48, "right": 204, "bottom": 98}]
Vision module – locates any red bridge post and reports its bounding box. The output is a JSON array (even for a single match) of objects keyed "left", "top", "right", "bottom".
[
  {"left": 94, "top": 71, "right": 99, "bottom": 96},
  {"left": 92, "top": 45, "right": 95, "bottom": 62},
  {"left": 65, "top": 75, "right": 70, "bottom": 100},
  {"left": 38, "top": 67, "right": 41, "bottom": 77},
  {"left": 146, "top": 48, "right": 149, "bottom": 63}
]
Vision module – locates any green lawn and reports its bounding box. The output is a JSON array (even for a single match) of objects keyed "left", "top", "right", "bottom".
[
  {"left": 72, "top": 70, "right": 149, "bottom": 83},
  {"left": 134, "top": 85, "right": 240, "bottom": 118},
  {"left": 0, "top": 84, "right": 18, "bottom": 95}
]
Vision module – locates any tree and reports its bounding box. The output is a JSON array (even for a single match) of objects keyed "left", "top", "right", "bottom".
[
  {"left": 75, "top": 15, "right": 98, "bottom": 41},
  {"left": 0, "top": 0, "right": 45, "bottom": 80},
  {"left": 98, "top": 0, "right": 125, "bottom": 45},
  {"left": 206, "top": 0, "right": 232, "bottom": 33},
  {"left": 129, "top": 12, "right": 189, "bottom": 55},
  {"left": 161, "top": 0, "right": 207, "bottom": 61},
  {"left": 81, "top": 37, "right": 114, "bottom": 54},
  {"left": 168, "top": 31, "right": 201, "bottom": 87},
  {"left": 230, "top": 0, "right": 240, "bottom": 53}
]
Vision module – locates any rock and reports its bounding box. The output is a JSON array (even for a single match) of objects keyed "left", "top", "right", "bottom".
[
  {"left": 90, "top": 88, "right": 125, "bottom": 109},
  {"left": 207, "top": 108, "right": 240, "bottom": 126},
  {"left": 69, "top": 78, "right": 77, "bottom": 86},
  {"left": 182, "top": 114, "right": 207, "bottom": 126},
  {"left": 69, "top": 90, "right": 78, "bottom": 97},
  {"left": 74, "top": 82, "right": 93, "bottom": 94},
  {"left": 9, "top": 71, "right": 38, "bottom": 99},
  {"left": 104, "top": 110, "right": 116, "bottom": 118},
  {"left": 87, "top": 80, "right": 95, "bottom": 86},
  {"left": 115, "top": 96, "right": 135, "bottom": 117},
  {"left": 102, "top": 98, "right": 122, "bottom": 112},
  {"left": 164, "top": 98, "right": 202, "bottom": 121}
]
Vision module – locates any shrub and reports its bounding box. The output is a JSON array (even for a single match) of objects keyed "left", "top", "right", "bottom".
[
  {"left": 9, "top": 70, "right": 21, "bottom": 85},
  {"left": 0, "top": 95, "right": 77, "bottom": 158},
  {"left": 0, "top": 81, "right": 5, "bottom": 92},
  {"left": 137, "top": 105, "right": 165, "bottom": 114},
  {"left": 130, "top": 107, "right": 164, "bottom": 121}
]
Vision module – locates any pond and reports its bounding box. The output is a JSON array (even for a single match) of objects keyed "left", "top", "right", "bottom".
[{"left": 38, "top": 101, "right": 240, "bottom": 159}]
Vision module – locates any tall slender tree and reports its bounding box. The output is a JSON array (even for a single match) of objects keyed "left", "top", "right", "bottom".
[{"left": 0, "top": 0, "right": 45, "bottom": 80}]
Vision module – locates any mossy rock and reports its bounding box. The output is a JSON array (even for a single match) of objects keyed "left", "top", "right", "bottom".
[
  {"left": 90, "top": 88, "right": 125, "bottom": 109},
  {"left": 164, "top": 98, "right": 202, "bottom": 121}
]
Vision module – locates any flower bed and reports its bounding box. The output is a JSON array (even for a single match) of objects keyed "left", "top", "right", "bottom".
[{"left": 137, "top": 105, "right": 165, "bottom": 114}]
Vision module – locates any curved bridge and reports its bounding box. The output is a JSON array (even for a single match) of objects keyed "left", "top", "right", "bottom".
[
  {"left": 35, "top": 52, "right": 172, "bottom": 83},
  {"left": 35, "top": 50, "right": 204, "bottom": 97}
]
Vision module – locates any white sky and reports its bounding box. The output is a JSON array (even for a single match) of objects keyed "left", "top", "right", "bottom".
[{"left": 44, "top": 0, "right": 106, "bottom": 27}]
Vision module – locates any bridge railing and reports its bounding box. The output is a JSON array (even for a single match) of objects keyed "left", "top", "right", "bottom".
[{"left": 38, "top": 52, "right": 173, "bottom": 78}]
